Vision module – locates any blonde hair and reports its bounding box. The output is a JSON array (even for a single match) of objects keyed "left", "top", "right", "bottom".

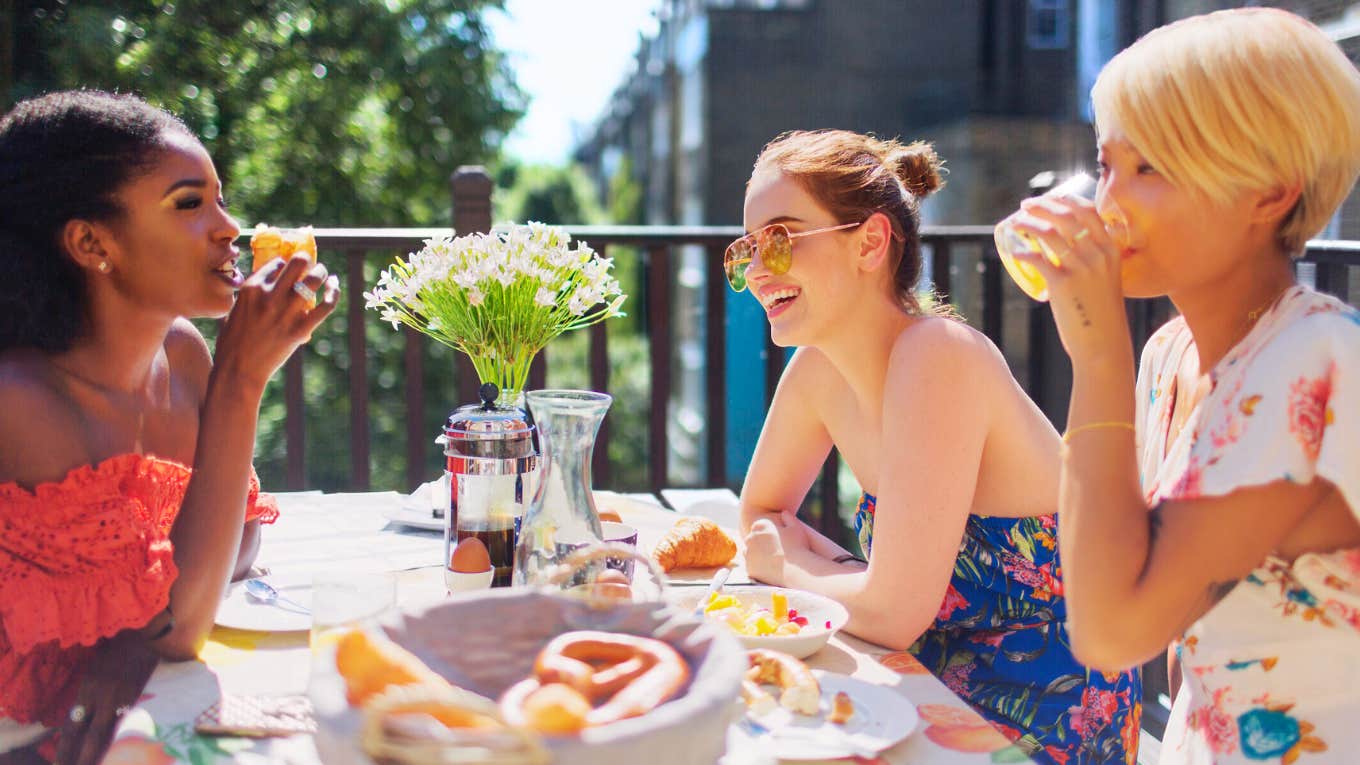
[
  {"left": 1091, "top": 8, "right": 1360, "bottom": 255},
  {"left": 752, "top": 130, "right": 949, "bottom": 314}
]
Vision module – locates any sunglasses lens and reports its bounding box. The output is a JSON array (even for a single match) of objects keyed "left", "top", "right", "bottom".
[
  {"left": 759, "top": 226, "right": 792, "bottom": 275},
  {"left": 724, "top": 238, "right": 753, "bottom": 291}
]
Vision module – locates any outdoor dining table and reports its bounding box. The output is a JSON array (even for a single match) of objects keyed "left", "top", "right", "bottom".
[{"left": 103, "top": 488, "right": 1030, "bottom": 765}]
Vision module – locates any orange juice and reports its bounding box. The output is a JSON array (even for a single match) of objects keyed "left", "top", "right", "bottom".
[
  {"left": 995, "top": 173, "right": 1097, "bottom": 302},
  {"left": 250, "top": 224, "right": 318, "bottom": 305},
  {"left": 249, "top": 224, "right": 317, "bottom": 271}
]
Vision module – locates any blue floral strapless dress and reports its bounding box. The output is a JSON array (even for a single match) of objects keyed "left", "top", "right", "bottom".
[{"left": 855, "top": 492, "right": 1141, "bottom": 764}]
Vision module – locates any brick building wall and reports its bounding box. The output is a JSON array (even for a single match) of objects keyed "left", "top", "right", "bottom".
[{"left": 702, "top": 0, "right": 983, "bottom": 225}]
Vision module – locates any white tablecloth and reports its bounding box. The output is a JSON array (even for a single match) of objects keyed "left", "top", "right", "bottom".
[{"left": 103, "top": 490, "right": 1029, "bottom": 764}]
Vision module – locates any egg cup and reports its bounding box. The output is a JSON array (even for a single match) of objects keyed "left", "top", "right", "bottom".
[{"left": 443, "top": 567, "right": 494, "bottom": 594}]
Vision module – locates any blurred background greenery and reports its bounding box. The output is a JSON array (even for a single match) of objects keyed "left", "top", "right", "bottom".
[{"left": 3, "top": 0, "right": 654, "bottom": 492}]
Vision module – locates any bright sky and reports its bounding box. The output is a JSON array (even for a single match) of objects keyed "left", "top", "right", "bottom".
[{"left": 486, "top": 0, "right": 661, "bottom": 165}]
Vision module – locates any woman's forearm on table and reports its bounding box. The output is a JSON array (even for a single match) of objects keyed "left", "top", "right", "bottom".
[
  {"left": 778, "top": 548, "right": 929, "bottom": 651},
  {"left": 160, "top": 371, "right": 265, "bottom": 659},
  {"left": 739, "top": 502, "right": 784, "bottom": 536}
]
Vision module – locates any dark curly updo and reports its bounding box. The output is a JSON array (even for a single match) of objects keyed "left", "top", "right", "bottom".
[{"left": 0, "top": 90, "right": 192, "bottom": 354}]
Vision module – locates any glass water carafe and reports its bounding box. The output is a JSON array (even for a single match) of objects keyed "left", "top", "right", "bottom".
[{"left": 511, "top": 389, "right": 612, "bottom": 588}]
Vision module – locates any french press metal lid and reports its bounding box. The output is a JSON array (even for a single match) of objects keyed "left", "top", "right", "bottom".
[{"left": 441, "top": 383, "right": 537, "bottom": 473}]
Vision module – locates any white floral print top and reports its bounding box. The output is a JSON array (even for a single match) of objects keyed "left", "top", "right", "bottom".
[{"left": 1134, "top": 285, "right": 1360, "bottom": 765}]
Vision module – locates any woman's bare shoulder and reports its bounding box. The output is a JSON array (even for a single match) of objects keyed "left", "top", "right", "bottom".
[
  {"left": 164, "top": 318, "right": 213, "bottom": 398},
  {"left": 890, "top": 316, "right": 1011, "bottom": 380},
  {"left": 0, "top": 352, "right": 90, "bottom": 484}
]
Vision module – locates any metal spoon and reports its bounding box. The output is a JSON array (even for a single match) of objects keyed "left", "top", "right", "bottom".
[{"left": 244, "top": 578, "right": 310, "bottom": 614}]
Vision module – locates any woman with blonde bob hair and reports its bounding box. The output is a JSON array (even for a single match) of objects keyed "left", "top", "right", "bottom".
[
  {"left": 999, "top": 8, "right": 1360, "bottom": 763},
  {"left": 734, "top": 130, "right": 1139, "bottom": 764}
]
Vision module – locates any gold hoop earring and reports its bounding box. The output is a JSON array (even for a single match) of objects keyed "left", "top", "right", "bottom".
[{"left": 97, "top": 261, "right": 110, "bottom": 273}]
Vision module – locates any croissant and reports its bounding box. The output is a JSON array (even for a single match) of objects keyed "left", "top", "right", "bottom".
[{"left": 651, "top": 517, "right": 737, "bottom": 572}]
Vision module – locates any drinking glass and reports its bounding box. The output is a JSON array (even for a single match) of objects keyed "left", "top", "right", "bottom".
[
  {"left": 995, "top": 172, "right": 1099, "bottom": 302},
  {"left": 309, "top": 570, "right": 397, "bottom": 654}
]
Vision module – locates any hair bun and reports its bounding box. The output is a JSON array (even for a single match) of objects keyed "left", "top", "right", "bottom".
[{"left": 890, "top": 142, "right": 944, "bottom": 198}]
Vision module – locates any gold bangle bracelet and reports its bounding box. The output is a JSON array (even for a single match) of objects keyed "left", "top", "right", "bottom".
[{"left": 1062, "top": 421, "right": 1136, "bottom": 444}]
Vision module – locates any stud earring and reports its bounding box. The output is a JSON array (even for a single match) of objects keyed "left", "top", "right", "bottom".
[{"left": 97, "top": 261, "right": 110, "bottom": 273}]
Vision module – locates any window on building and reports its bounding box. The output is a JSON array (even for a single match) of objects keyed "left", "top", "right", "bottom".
[{"left": 1027, "top": 0, "right": 1070, "bottom": 50}]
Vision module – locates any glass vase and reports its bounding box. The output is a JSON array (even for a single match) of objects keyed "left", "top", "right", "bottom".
[{"left": 511, "top": 389, "right": 612, "bottom": 588}]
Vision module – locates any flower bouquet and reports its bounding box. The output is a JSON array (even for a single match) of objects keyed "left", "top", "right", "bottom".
[{"left": 364, "top": 223, "right": 626, "bottom": 396}]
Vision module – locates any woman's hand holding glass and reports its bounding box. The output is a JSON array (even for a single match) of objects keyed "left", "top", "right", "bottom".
[
  {"left": 997, "top": 195, "right": 1132, "bottom": 364},
  {"left": 214, "top": 253, "right": 339, "bottom": 391}
]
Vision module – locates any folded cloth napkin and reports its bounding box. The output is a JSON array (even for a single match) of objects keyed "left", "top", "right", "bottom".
[{"left": 400, "top": 475, "right": 449, "bottom": 516}]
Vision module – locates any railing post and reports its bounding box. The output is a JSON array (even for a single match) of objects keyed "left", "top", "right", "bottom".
[
  {"left": 705, "top": 244, "right": 728, "bottom": 488},
  {"left": 285, "top": 351, "right": 306, "bottom": 490},
  {"left": 347, "top": 249, "right": 371, "bottom": 490},
  {"left": 646, "top": 245, "right": 673, "bottom": 496},
  {"left": 930, "top": 239, "right": 953, "bottom": 304},
  {"left": 404, "top": 327, "right": 426, "bottom": 492},
  {"left": 451, "top": 166, "right": 494, "bottom": 406}
]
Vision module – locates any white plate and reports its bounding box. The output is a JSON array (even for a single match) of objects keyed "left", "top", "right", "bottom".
[
  {"left": 729, "top": 671, "right": 919, "bottom": 761},
  {"left": 381, "top": 504, "right": 445, "bottom": 532},
  {"left": 215, "top": 572, "right": 314, "bottom": 632},
  {"left": 671, "top": 585, "right": 849, "bottom": 660}
]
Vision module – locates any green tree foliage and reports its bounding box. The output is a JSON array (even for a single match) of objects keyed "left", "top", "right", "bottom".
[
  {"left": 8, "top": 0, "right": 523, "bottom": 227},
  {"left": 493, "top": 161, "right": 604, "bottom": 227},
  {"left": 5, "top": 1, "right": 526, "bottom": 492}
]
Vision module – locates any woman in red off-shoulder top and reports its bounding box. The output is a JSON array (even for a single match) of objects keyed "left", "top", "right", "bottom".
[{"left": 0, "top": 91, "right": 338, "bottom": 764}]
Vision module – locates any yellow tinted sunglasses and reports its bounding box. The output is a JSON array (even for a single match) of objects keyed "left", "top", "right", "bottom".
[{"left": 723, "top": 220, "right": 864, "bottom": 292}]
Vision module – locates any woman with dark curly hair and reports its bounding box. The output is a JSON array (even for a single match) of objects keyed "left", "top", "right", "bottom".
[{"left": 0, "top": 90, "right": 337, "bottom": 764}]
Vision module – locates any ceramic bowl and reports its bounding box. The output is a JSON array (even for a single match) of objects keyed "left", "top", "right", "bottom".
[{"left": 672, "top": 585, "right": 850, "bottom": 660}]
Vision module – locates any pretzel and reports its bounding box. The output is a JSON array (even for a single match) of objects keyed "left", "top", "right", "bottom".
[
  {"left": 361, "top": 684, "right": 549, "bottom": 764},
  {"left": 501, "top": 631, "right": 690, "bottom": 731},
  {"left": 746, "top": 648, "right": 821, "bottom": 716},
  {"left": 740, "top": 679, "right": 777, "bottom": 715}
]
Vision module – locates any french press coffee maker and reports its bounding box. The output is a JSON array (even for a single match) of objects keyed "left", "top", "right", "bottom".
[{"left": 439, "top": 383, "right": 539, "bottom": 587}]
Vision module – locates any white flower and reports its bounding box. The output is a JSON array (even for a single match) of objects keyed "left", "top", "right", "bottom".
[
  {"left": 574, "top": 284, "right": 604, "bottom": 309},
  {"left": 567, "top": 292, "right": 589, "bottom": 316},
  {"left": 509, "top": 252, "right": 536, "bottom": 277},
  {"left": 582, "top": 256, "right": 611, "bottom": 283},
  {"left": 365, "top": 222, "right": 627, "bottom": 390}
]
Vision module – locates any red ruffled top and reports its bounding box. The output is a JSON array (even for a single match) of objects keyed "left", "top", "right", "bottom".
[{"left": 0, "top": 454, "right": 277, "bottom": 726}]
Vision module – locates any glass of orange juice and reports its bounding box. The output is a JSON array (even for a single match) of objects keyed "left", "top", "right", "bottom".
[
  {"left": 250, "top": 224, "right": 319, "bottom": 306},
  {"left": 249, "top": 224, "right": 317, "bottom": 272},
  {"left": 995, "top": 173, "right": 1098, "bottom": 302}
]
